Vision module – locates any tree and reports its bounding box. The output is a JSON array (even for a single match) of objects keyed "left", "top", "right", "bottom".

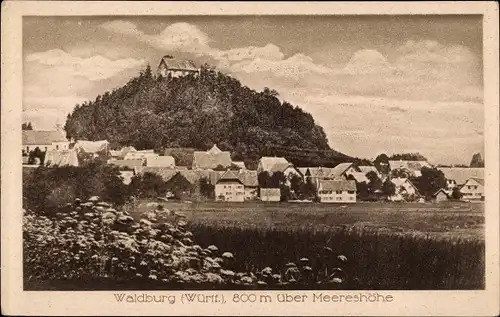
[
  {"left": 451, "top": 187, "right": 463, "bottom": 200},
  {"left": 301, "top": 178, "right": 317, "bottom": 200},
  {"left": 390, "top": 152, "right": 428, "bottom": 161},
  {"left": 412, "top": 166, "right": 446, "bottom": 199},
  {"left": 129, "top": 172, "right": 167, "bottom": 198},
  {"left": 289, "top": 174, "right": 304, "bottom": 197},
  {"left": 280, "top": 184, "right": 291, "bottom": 202},
  {"left": 270, "top": 171, "right": 286, "bottom": 188},
  {"left": 469, "top": 153, "right": 484, "bottom": 167},
  {"left": 258, "top": 171, "right": 272, "bottom": 188},
  {"left": 382, "top": 179, "right": 396, "bottom": 197},
  {"left": 366, "top": 171, "right": 382, "bottom": 193},
  {"left": 374, "top": 153, "right": 390, "bottom": 175},
  {"left": 22, "top": 122, "right": 33, "bottom": 130},
  {"left": 200, "top": 177, "right": 215, "bottom": 198},
  {"left": 28, "top": 147, "right": 45, "bottom": 165}
]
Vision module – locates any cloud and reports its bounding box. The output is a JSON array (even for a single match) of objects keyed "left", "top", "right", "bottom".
[
  {"left": 24, "top": 49, "right": 146, "bottom": 129},
  {"left": 341, "top": 49, "right": 395, "bottom": 75},
  {"left": 101, "top": 21, "right": 213, "bottom": 55},
  {"left": 26, "top": 49, "right": 146, "bottom": 81}
]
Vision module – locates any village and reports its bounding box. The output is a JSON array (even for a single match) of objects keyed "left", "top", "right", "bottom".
[{"left": 22, "top": 129, "right": 484, "bottom": 205}]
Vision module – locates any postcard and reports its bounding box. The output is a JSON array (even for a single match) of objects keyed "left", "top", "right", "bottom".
[{"left": 1, "top": 1, "right": 499, "bottom": 316}]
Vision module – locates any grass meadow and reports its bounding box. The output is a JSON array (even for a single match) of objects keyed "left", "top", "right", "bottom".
[{"left": 131, "top": 200, "right": 485, "bottom": 289}]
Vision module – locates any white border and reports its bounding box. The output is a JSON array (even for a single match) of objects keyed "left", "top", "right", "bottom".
[{"left": 2, "top": 1, "right": 499, "bottom": 316}]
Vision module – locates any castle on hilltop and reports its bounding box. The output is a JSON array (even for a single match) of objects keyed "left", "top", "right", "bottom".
[{"left": 156, "top": 55, "right": 200, "bottom": 79}]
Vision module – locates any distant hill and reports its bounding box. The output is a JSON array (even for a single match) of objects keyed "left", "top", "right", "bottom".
[{"left": 64, "top": 64, "right": 352, "bottom": 167}]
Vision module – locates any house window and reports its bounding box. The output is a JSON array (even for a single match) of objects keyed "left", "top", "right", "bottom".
[
  {"left": 349, "top": 197, "right": 354, "bottom": 200},
  {"left": 336, "top": 197, "right": 342, "bottom": 201},
  {"left": 348, "top": 190, "right": 355, "bottom": 194},
  {"left": 476, "top": 193, "right": 482, "bottom": 196},
  {"left": 56, "top": 145, "right": 59, "bottom": 150},
  {"left": 336, "top": 190, "right": 342, "bottom": 194},
  {"left": 44, "top": 147, "right": 47, "bottom": 151},
  {"left": 26, "top": 147, "right": 29, "bottom": 152}
]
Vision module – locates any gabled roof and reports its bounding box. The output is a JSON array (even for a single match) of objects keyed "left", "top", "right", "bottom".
[
  {"left": 146, "top": 156, "right": 175, "bottom": 167},
  {"left": 304, "top": 167, "right": 335, "bottom": 178},
  {"left": 74, "top": 140, "right": 109, "bottom": 154},
  {"left": 466, "top": 177, "right": 485, "bottom": 186},
  {"left": 349, "top": 172, "right": 369, "bottom": 183},
  {"left": 432, "top": 188, "right": 450, "bottom": 197},
  {"left": 328, "top": 162, "right": 353, "bottom": 178},
  {"left": 270, "top": 162, "right": 294, "bottom": 173},
  {"left": 193, "top": 145, "right": 231, "bottom": 169},
  {"left": 217, "top": 170, "right": 243, "bottom": 183},
  {"left": 44, "top": 149, "right": 79, "bottom": 167},
  {"left": 159, "top": 56, "right": 199, "bottom": 71},
  {"left": 22, "top": 130, "right": 67, "bottom": 145},
  {"left": 259, "top": 157, "right": 290, "bottom": 172},
  {"left": 260, "top": 188, "right": 281, "bottom": 196},
  {"left": 391, "top": 177, "right": 419, "bottom": 193},
  {"left": 319, "top": 179, "right": 356, "bottom": 191},
  {"left": 211, "top": 169, "right": 258, "bottom": 187},
  {"left": 438, "top": 167, "right": 484, "bottom": 185},
  {"left": 120, "top": 146, "right": 137, "bottom": 158}
]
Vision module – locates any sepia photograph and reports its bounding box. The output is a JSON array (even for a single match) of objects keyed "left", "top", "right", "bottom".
[{"left": 2, "top": 1, "right": 499, "bottom": 316}]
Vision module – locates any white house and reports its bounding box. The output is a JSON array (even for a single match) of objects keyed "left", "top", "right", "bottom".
[
  {"left": 215, "top": 170, "right": 245, "bottom": 202},
  {"left": 317, "top": 179, "right": 357, "bottom": 203},
  {"left": 389, "top": 177, "right": 419, "bottom": 202},
  {"left": 22, "top": 130, "right": 69, "bottom": 153},
  {"left": 459, "top": 177, "right": 484, "bottom": 201},
  {"left": 192, "top": 144, "right": 232, "bottom": 170},
  {"left": 157, "top": 55, "right": 200, "bottom": 79},
  {"left": 438, "top": 167, "right": 484, "bottom": 190}
]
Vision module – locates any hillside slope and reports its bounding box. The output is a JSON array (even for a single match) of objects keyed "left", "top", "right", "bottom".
[{"left": 64, "top": 65, "right": 351, "bottom": 167}]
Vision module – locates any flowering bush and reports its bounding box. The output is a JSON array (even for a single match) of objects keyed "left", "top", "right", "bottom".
[{"left": 24, "top": 198, "right": 351, "bottom": 289}]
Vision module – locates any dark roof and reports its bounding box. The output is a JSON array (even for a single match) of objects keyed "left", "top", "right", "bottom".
[
  {"left": 217, "top": 170, "right": 243, "bottom": 183},
  {"left": 109, "top": 159, "right": 144, "bottom": 168},
  {"left": 159, "top": 56, "right": 199, "bottom": 71},
  {"left": 328, "top": 163, "right": 353, "bottom": 178},
  {"left": 22, "top": 130, "right": 67, "bottom": 145}
]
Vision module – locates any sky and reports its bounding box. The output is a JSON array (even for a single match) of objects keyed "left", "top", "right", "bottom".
[{"left": 23, "top": 15, "right": 484, "bottom": 165}]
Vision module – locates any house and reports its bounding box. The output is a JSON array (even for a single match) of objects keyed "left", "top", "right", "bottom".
[
  {"left": 301, "top": 167, "right": 335, "bottom": 188},
  {"left": 437, "top": 167, "right": 484, "bottom": 190},
  {"left": 73, "top": 140, "right": 110, "bottom": 156},
  {"left": 389, "top": 177, "right": 420, "bottom": 202},
  {"left": 215, "top": 170, "right": 245, "bottom": 202},
  {"left": 192, "top": 144, "right": 232, "bottom": 170},
  {"left": 459, "top": 177, "right": 484, "bottom": 201},
  {"left": 239, "top": 170, "right": 259, "bottom": 200},
  {"left": 432, "top": 189, "right": 450, "bottom": 203},
  {"left": 146, "top": 156, "right": 176, "bottom": 168},
  {"left": 347, "top": 172, "right": 369, "bottom": 184},
  {"left": 209, "top": 169, "right": 259, "bottom": 201},
  {"left": 134, "top": 166, "right": 211, "bottom": 199},
  {"left": 257, "top": 157, "right": 290, "bottom": 174},
  {"left": 108, "top": 159, "right": 144, "bottom": 169},
  {"left": 260, "top": 188, "right": 281, "bottom": 202},
  {"left": 157, "top": 55, "right": 200, "bottom": 79},
  {"left": 44, "top": 149, "right": 79, "bottom": 167},
  {"left": 22, "top": 130, "right": 69, "bottom": 153},
  {"left": 317, "top": 179, "right": 357, "bottom": 203},
  {"left": 357, "top": 165, "right": 380, "bottom": 177},
  {"left": 328, "top": 162, "right": 355, "bottom": 179},
  {"left": 389, "top": 160, "right": 431, "bottom": 177},
  {"left": 124, "top": 149, "right": 159, "bottom": 161}
]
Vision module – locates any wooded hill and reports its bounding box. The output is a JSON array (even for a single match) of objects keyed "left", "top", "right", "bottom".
[{"left": 64, "top": 65, "right": 353, "bottom": 167}]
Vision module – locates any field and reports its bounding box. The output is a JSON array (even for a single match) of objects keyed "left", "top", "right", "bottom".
[
  {"left": 128, "top": 200, "right": 484, "bottom": 290},
  {"left": 133, "top": 200, "right": 484, "bottom": 240}
]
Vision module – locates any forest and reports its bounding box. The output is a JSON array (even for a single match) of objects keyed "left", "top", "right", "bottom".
[{"left": 64, "top": 65, "right": 352, "bottom": 167}]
